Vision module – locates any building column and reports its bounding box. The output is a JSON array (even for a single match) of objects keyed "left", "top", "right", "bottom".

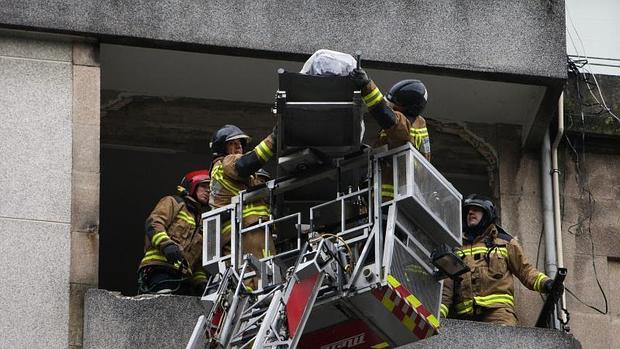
[
  {"left": 0, "top": 29, "right": 100, "bottom": 348},
  {"left": 69, "top": 41, "right": 101, "bottom": 349}
]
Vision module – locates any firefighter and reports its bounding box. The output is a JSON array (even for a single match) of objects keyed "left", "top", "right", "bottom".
[
  {"left": 350, "top": 69, "right": 431, "bottom": 201},
  {"left": 350, "top": 69, "right": 431, "bottom": 160},
  {"left": 440, "top": 194, "right": 562, "bottom": 325},
  {"left": 209, "top": 125, "right": 276, "bottom": 267},
  {"left": 137, "top": 170, "right": 210, "bottom": 296}
]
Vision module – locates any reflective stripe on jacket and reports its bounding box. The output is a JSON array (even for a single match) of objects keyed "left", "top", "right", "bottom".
[
  {"left": 221, "top": 203, "right": 271, "bottom": 234},
  {"left": 209, "top": 140, "right": 276, "bottom": 259},
  {"left": 441, "top": 224, "right": 550, "bottom": 318}
]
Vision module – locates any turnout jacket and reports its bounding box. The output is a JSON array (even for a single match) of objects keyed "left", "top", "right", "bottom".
[
  {"left": 209, "top": 135, "right": 275, "bottom": 234},
  {"left": 361, "top": 80, "right": 431, "bottom": 200},
  {"left": 139, "top": 195, "right": 208, "bottom": 284},
  {"left": 362, "top": 80, "right": 431, "bottom": 159},
  {"left": 440, "top": 224, "right": 550, "bottom": 318}
]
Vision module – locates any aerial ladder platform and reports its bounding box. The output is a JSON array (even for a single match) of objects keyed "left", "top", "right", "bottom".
[{"left": 187, "top": 71, "right": 465, "bottom": 349}]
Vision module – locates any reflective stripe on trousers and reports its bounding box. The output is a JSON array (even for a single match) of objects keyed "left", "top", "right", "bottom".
[{"left": 454, "top": 293, "right": 514, "bottom": 315}]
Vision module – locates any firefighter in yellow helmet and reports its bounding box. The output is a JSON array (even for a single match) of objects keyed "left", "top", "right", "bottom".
[
  {"left": 137, "top": 170, "right": 210, "bottom": 296},
  {"left": 209, "top": 125, "right": 276, "bottom": 268},
  {"left": 440, "top": 194, "right": 562, "bottom": 325}
]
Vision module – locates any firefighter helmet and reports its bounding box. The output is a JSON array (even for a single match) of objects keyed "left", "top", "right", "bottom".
[
  {"left": 462, "top": 194, "right": 497, "bottom": 230},
  {"left": 178, "top": 169, "right": 210, "bottom": 197},
  {"left": 210, "top": 125, "right": 251, "bottom": 157},
  {"left": 385, "top": 79, "right": 428, "bottom": 117}
]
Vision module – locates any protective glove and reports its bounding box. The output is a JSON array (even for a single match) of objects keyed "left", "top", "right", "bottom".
[
  {"left": 162, "top": 242, "right": 183, "bottom": 263},
  {"left": 349, "top": 68, "right": 370, "bottom": 89},
  {"left": 543, "top": 279, "right": 564, "bottom": 296},
  {"left": 193, "top": 281, "right": 208, "bottom": 297},
  {"left": 270, "top": 125, "right": 277, "bottom": 144}
]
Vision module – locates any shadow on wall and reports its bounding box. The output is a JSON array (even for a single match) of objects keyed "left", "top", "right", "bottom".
[{"left": 99, "top": 147, "right": 210, "bottom": 295}]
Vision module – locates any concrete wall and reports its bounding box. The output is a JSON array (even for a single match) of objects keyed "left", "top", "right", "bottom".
[
  {"left": 83, "top": 289, "right": 210, "bottom": 349},
  {"left": 0, "top": 30, "right": 100, "bottom": 349},
  {"left": 477, "top": 120, "right": 620, "bottom": 349},
  {"left": 0, "top": 0, "right": 566, "bottom": 82},
  {"left": 558, "top": 149, "right": 620, "bottom": 349}
]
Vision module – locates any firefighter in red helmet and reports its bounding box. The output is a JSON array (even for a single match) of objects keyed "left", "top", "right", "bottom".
[{"left": 137, "top": 169, "right": 211, "bottom": 296}]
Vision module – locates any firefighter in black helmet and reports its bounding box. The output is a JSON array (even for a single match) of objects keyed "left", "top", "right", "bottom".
[
  {"left": 350, "top": 68, "right": 431, "bottom": 201},
  {"left": 350, "top": 70, "right": 431, "bottom": 161},
  {"left": 440, "top": 194, "right": 562, "bottom": 325},
  {"left": 209, "top": 124, "right": 277, "bottom": 287}
]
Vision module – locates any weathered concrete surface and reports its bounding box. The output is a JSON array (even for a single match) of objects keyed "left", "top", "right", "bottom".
[
  {"left": 83, "top": 289, "right": 211, "bottom": 349},
  {"left": 83, "top": 289, "right": 580, "bottom": 349},
  {"left": 558, "top": 148, "right": 620, "bottom": 349},
  {"left": 0, "top": 0, "right": 566, "bottom": 82},
  {"left": 402, "top": 319, "right": 581, "bottom": 349}
]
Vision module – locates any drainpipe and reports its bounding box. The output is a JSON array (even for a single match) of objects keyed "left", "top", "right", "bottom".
[
  {"left": 541, "top": 129, "right": 557, "bottom": 278},
  {"left": 541, "top": 127, "right": 559, "bottom": 329},
  {"left": 551, "top": 92, "right": 567, "bottom": 325}
]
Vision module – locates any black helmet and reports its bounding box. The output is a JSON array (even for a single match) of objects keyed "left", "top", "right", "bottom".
[
  {"left": 462, "top": 194, "right": 497, "bottom": 238},
  {"left": 210, "top": 124, "right": 251, "bottom": 157},
  {"left": 386, "top": 79, "right": 428, "bottom": 117}
]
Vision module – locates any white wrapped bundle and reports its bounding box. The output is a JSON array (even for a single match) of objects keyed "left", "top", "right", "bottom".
[{"left": 300, "top": 49, "right": 357, "bottom": 76}]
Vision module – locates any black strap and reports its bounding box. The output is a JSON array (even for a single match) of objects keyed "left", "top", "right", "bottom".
[{"left": 495, "top": 225, "right": 514, "bottom": 242}]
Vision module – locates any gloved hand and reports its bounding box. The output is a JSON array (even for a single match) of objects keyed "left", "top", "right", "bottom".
[
  {"left": 349, "top": 68, "right": 370, "bottom": 89},
  {"left": 162, "top": 242, "right": 183, "bottom": 263},
  {"left": 270, "top": 125, "right": 277, "bottom": 143},
  {"left": 193, "top": 281, "right": 208, "bottom": 297},
  {"left": 543, "top": 279, "right": 564, "bottom": 296}
]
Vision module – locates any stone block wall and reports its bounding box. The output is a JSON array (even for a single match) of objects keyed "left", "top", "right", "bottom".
[
  {"left": 69, "top": 42, "right": 101, "bottom": 349},
  {"left": 0, "top": 30, "right": 73, "bottom": 349},
  {"left": 0, "top": 30, "right": 100, "bottom": 349}
]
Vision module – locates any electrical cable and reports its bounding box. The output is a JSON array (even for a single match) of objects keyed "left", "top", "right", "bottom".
[
  {"left": 565, "top": 7, "right": 620, "bottom": 124},
  {"left": 561, "top": 59, "right": 610, "bottom": 315},
  {"left": 535, "top": 225, "right": 545, "bottom": 302},
  {"left": 319, "top": 233, "right": 353, "bottom": 272},
  {"left": 566, "top": 56, "right": 620, "bottom": 125},
  {"left": 568, "top": 54, "right": 620, "bottom": 63},
  {"left": 565, "top": 287, "right": 607, "bottom": 315}
]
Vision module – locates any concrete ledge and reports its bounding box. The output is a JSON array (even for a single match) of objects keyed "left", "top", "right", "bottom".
[
  {"left": 0, "top": 0, "right": 566, "bottom": 82},
  {"left": 84, "top": 289, "right": 581, "bottom": 349},
  {"left": 401, "top": 319, "right": 581, "bottom": 349},
  {"left": 83, "top": 289, "right": 210, "bottom": 349}
]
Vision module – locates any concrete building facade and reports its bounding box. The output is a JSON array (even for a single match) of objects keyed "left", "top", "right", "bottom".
[{"left": 2, "top": 1, "right": 617, "bottom": 348}]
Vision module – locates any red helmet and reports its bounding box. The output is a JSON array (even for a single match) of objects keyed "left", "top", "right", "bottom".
[{"left": 179, "top": 169, "right": 210, "bottom": 196}]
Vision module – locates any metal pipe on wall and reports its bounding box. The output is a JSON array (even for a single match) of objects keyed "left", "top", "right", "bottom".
[
  {"left": 541, "top": 127, "right": 559, "bottom": 329},
  {"left": 541, "top": 128, "right": 557, "bottom": 278},
  {"left": 551, "top": 92, "right": 567, "bottom": 325}
]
